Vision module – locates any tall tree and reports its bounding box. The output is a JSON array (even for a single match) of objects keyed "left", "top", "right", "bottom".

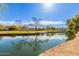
[
  {"left": 32, "top": 17, "right": 40, "bottom": 29},
  {"left": 66, "top": 14, "right": 79, "bottom": 40}
]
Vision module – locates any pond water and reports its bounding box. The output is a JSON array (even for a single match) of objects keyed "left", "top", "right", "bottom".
[{"left": 0, "top": 33, "right": 68, "bottom": 56}]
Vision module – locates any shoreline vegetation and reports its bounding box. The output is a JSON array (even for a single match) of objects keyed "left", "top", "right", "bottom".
[
  {"left": 0, "top": 30, "right": 65, "bottom": 35},
  {"left": 66, "top": 14, "right": 79, "bottom": 40},
  {"left": 0, "top": 17, "right": 66, "bottom": 35}
]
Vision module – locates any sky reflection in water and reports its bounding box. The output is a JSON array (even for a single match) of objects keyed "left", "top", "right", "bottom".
[{"left": 0, "top": 34, "right": 67, "bottom": 56}]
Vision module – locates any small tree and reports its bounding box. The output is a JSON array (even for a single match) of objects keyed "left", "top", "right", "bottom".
[
  {"left": 0, "top": 24, "right": 6, "bottom": 31},
  {"left": 8, "top": 25, "right": 19, "bottom": 31},
  {"left": 15, "top": 20, "right": 22, "bottom": 30}
]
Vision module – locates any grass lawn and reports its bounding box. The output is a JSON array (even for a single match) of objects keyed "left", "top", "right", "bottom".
[{"left": 0, "top": 30, "right": 65, "bottom": 34}]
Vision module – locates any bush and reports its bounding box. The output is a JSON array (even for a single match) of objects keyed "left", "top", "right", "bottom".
[
  {"left": 8, "top": 25, "right": 19, "bottom": 31},
  {"left": 66, "top": 29, "right": 76, "bottom": 40}
]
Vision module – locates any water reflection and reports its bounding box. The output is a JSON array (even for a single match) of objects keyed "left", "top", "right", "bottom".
[
  {"left": 0, "top": 33, "right": 67, "bottom": 56},
  {"left": 0, "top": 35, "right": 17, "bottom": 40},
  {"left": 0, "top": 36, "right": 3, "bottom": 40},
  {"left": 11, "top": 35, "right": 49, "bottom": 53}
]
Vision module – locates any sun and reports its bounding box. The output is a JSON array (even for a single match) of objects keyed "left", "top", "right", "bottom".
[
  {"left": 43, "top": 3, "right": 53, "bottom": 8},
  {"left": 42, "top": 3, "right": 55, "bottom": 12}
]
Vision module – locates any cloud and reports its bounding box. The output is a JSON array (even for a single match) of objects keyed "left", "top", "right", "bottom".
[
  {"left": 0, "top": 21, "right": 15, "bottom": 25},
  {"left": 40, "top": 20, "right": 65, "bottom": 25},
  {"left": 0, "top": 20, "right": 66, "bottom": 26}
]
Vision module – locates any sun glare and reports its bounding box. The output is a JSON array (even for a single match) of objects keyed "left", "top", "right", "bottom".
[
  {"left": 42, "top": 3, "right": 55, "bottom": 12},
  {"left": 43, "top": 3, "right": 53, "bottom": 8}
]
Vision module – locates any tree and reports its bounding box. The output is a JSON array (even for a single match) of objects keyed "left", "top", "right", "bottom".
[
  {"left": 8, "top": 25, "right": 19, "bottom": 30},
  {"left": 0, "top": 24, "right": 6, "bottom": 31},
  {"left": 66, "top": 17, "right": 79, "bottom": 34},
  {"left": 66, "top": 29, "right": 75, "bottom": 40},
  {"left": 15, "top": 20, "right": 22, "bottom": 30},
  {"left": 32, "top": 17, "right": 41, "bottom": 29},
  {"left": 66, "top": 14, "right": 79, "bottom": 40},
  {"left": 74, "top": 14, "right": 79, "bottom": 32},
  {"left": 66, "top": 18, "right": 75, "bottom": 40}
]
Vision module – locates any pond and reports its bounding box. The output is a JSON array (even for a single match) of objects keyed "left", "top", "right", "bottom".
[{"left": 0, "top": 33, "right": 68, "bottom": 56}]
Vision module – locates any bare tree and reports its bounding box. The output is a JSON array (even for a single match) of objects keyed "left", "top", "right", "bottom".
[
  {"left": 32, "top": 17, "right": 41, "bottom": 29},
  {"left": 15, "top": 20, "right": 22, "bottom": 30}
]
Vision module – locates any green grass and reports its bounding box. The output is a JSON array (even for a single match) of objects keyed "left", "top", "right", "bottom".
[{"left": 0, "top": 30, "right": 65, "bottom": 34}]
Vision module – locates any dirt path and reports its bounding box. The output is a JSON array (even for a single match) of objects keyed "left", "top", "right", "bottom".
[{"left": 39, "top": 32, "right": 79, "bottom": 56}]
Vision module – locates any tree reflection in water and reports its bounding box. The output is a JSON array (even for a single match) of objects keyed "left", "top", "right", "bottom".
[
  {"left": 0, "top": 36, "right": 3, "bottom": 40},
  {"left": 11, "top": 35, "right": 49, "bottom": 53},
  {"left": 0, "top": 35, "right": 16, "bottom": 40}
]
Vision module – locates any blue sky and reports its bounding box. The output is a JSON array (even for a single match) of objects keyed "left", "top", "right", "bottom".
[{"left": 0, "top": 3, "right": 79, "bottom": 28}]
